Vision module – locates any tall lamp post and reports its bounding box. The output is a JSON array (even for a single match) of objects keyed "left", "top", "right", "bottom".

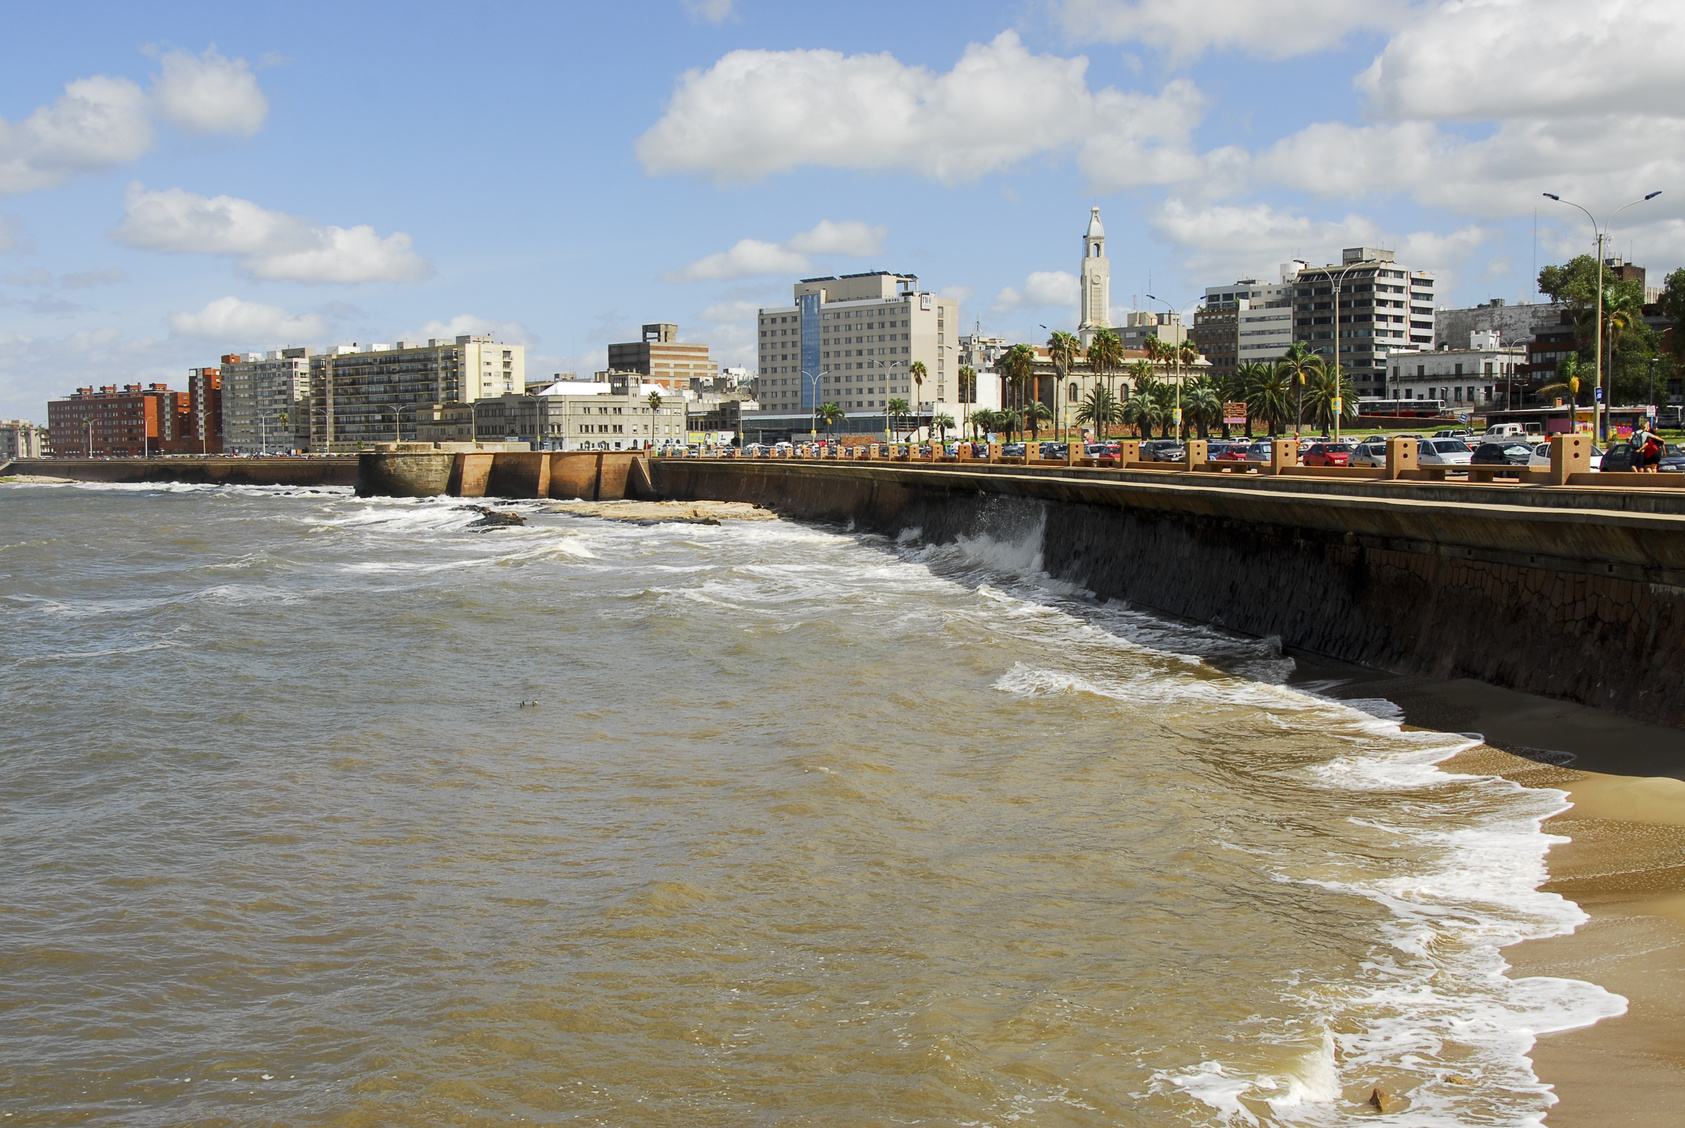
[
  {"left": 1145, "top": 294, "right": 1193, "bottom": 440},
  {"left": 1543, "top": 190, "right": 1661, "bottom": 442}
]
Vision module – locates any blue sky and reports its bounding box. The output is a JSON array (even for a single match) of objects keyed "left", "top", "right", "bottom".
[{"left": 3, "top": 0, "right": 1682, "bottom": 421}]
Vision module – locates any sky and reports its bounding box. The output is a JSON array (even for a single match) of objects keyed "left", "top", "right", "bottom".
[{"left": 3, "top": 0, "right": 1683, "bottom": 421}]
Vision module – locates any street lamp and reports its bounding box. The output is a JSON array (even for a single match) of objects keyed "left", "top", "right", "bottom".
[
  {"left": 1145, "top": 294, "right": 1193, "bottom": 440},
  {"left": 1543, "top": 190, "right": 1661, "bottom": 442}
]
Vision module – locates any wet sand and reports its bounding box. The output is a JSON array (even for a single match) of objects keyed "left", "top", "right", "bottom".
[{"left": 1287, "top": 657, "right": 1685, "bottom": 1124}]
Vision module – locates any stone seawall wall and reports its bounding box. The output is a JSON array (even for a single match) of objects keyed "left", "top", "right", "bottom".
[
  {"left": 12, "top": 458, "right": 358, "bottom": 487},
  {"left": 356, "top": 451, "right": 655, "bottom": 500},
  {"left": 652, "top": 460, "right": 1685, "bottom": 728}
]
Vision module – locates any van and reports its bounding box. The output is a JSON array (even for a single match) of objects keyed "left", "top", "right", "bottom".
[{"left": 1483, "top": 423, "right": 1542, "bottom": 440}]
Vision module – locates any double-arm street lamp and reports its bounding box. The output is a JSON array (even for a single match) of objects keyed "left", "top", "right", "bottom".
[{"left": 1543, "top": 190, "right": 1661, "bottom": 442}]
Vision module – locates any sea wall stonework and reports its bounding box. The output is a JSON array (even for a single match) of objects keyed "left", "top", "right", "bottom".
[{"left": 652, "top": 460, "right": 1685, "bottom": 728}]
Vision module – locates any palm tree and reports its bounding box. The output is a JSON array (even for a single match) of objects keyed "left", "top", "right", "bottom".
[
  {"left": 1075, "top": 386, "right": 1121, "bottom": 443},
  {"left": 1276, "top": 342, "right": 1323, "bottom": 438},
  {"left": 1248, "top": 364, "right": 1294, "bottom": 436},
  {"left": 999, "top": 345, "right": 1037, "bottom": 440},
  {"left": 1233, "top": 362, "right": 1271, "bottom": 437},
  {"left": 1024, "top": 400, "right": 1053, "bottom": 439},
  {"left": 885, "top": 397, "right": 910, "bottom": 442},
  {"left": 817, "top": 401, "right": 845, "bottom": 440},
  {"left": 909, "top": 361, "right": 928, "bottom": 435},
  {"left": 1175, "top": 338, "right": 1202, "bottom": 439},
  {"left": 1183, "top": 379, "right": 1222, "bottom": 439},
  {"left": 931, "top": 412, "right": 956, "bottom": 442},
  {"left": 1047, "top": 330, "right": 1081, "bottom": 440},
  {"left": 957, "top": 363, "right": 977, "bottom": 438},
  {"left": 1303, "top": 365, "right": 1357, "bottom": 433},
  {"left": 646, "top": 390, "right": 663, "bottom": 411},
  {"left": 1087, "top": 330, "right": 1123, "bottom": 427}
]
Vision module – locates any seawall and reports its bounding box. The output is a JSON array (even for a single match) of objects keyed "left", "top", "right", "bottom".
[
  {"left": 652, "top": 459, "right": 1685, "bottom": 729},
  {"left": 10, "top": 457, "right": 359, "bottom": 487},
  {"left": 354, "top": 450, "right": 656, "bottom": 500}
]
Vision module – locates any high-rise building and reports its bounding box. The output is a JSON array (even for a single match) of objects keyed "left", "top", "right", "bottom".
[
  {"left": 753, "top": 272, "right": 959, "bottom": 420},
  {"left": 1292, "top": 248, "right": 1435, "bottom": 397},
  {"left": 47, "top": 384, "right": 179, "bottom": 457},
  {"left": 221, "top": 348, "right": 313, "bottom": 453},
  {"left": 185, "top": 367, "right": 223, "bottom": 454},
  {"left": 308, "top": 335, "right": 525, "bottom": 452},
  {"left": 1198, "top": 272, "right": 1298, "bottom": 380},
  {"left": 607, "top": 324, "right": 717, "bottom": 390},
  {"left": 1, "top": 420, "right": 44, "bottom": 460},
  {"left": 1079, "top": 207, "right": 1111, "bottom": 347},
  {"left": 1116, "top": 310, "right": 1187, "bottom": 352}
]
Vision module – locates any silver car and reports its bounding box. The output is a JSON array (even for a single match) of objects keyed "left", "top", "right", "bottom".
[
  {"left": 1528, "top": 442, "right": 1603, "bottom": 471},
  {"left": 1350, "top": 441, "right": 1389, "bottom": 467},
  {"left": 1420, "top": 438, "right": 1474, "bottom": 467}
]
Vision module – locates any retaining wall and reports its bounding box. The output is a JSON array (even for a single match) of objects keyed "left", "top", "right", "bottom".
[
  {"left": 652, "top": 459, "right": 1685, "bottom": 728},
  {"left": 356, "top": 450, "right": 655, "bottom": 500},
  {"left": 10, "top": 457, "right": 358, "bottom": 487}
]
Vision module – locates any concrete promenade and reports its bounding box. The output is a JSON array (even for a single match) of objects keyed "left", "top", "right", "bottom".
[
  {"left": 653, "top": 455, "right": 1685, "bottom": 729},
  {"left": 7, "top": 457, "right": 360, "bottom": 488}
]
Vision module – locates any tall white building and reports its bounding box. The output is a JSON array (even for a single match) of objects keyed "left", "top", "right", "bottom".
[
  {"left": 221, "top": 347, "right": 313, "bottom": 453},
  {"left": 1200, "top": 274, "right": 1297, "bottom": 372},
  {"left": 309, "top": 335, "right": 526, "bottom": 452},
  {"left": 1292, "top": 248, "right": 1436, "bottom": 397},
  {"left": 754, "top": 272, "right": 960, "bottom": 421},
  {"left": 1, "top": 419, "right": 44, "bottom": 460},
  {"left": 1079, "top": 207, "right": 1110, "bottom": 347}
]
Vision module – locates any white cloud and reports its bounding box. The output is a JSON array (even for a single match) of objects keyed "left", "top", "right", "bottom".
[
  {"left": 665, "top": 219, "right": 887, "bottom": 282},
  {"left": 694, "top": 298, "right": 763, "bottom": 323},
  {"left": 0, "top": 76, "right": 153, "bottom": 195},
  {"left": 638, "top": 31, "right": 1203, "bottom": 188},
  {"left": 1151, "top": 198, "right": 1492, "bottom": 281},
  {"left": 413, "top": 314, "right": 533, "bottom": 346},
  {"left": 0, "top": 49, "right": 269, "bottom": 196},
  {"left": 993, "top": 270, "right": 1079, "bottom": 313},
  {"left": 168, "top": 296, "right": 328, "bottom": 342},
  {"left": 4, "top": 268, "right": 54, "bottom": 287},
  {"left": 1055, "top": 0, "right": 1411, "bottom": 63},
  {"left": 680, "top": 0, "right": 735, "bottom": 22},
  {"left": 60, "top": 267, "right": 128, "bottom": 289},
  {"left": 113, "top": 183, "right": 432, "bottom": 284},
  {"left": 149, "top": 47, "right": 268, "bottom": 137}
]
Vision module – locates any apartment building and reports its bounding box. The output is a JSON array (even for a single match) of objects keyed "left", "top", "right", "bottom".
[
  {"left": 1385, "top": 331, "right": 1526, "bottom": 408},
  {"left": 308, "top": 335, "right": 525, "bottom": 451},
  {"left": 221, "top": 347, "right": 313, "bottom": 453},
  {"left": 47, "top": 383, "right": 189, "bottom": 457},
  {"left": 1116, "top": 310, "right": 1187, "bottom": 352},
  {"left": 607, "top": 324, "right": 717, "bottom": 390},
  {"left": 1, "top": 420, "right": 44, "bottom": 460},
  {"left": 184, "top": 366, "right": 223, "bottom": 453},
  {"left": 419, "top": 380, "right": 685, "bottom": 450},
  {"left": 1292, "top": 248, "right": 1435, "bottom": 398},
  {"left": 755, "top": 271, "right": 960, "bottom": 419}
]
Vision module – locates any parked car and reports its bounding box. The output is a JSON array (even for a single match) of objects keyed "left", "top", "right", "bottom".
[
  {"left": 1140, "top": 439, "right": 1186, "bottom": 462},
  {"left": 1241, "top": 440, "right": 1276, "bottom": 462},
  {"left": 1419, "top": 438, "right": 1474, "bottom": 467},
  {"left": 1214, "top": 442, "right": 1253, "bottom": 462},
  {"left": 1471, "top": 440, "right": 1535, "bottom": 467},
  {"left": 1350, "top": 441, "right": 1388, "bottom": 467},
  {"left": 1204, "top": 441, "right": 1238, "bottom": 461},
  {"left": 1001, "top": 442, "right": 1026, "bottom": 457},
  {"left": 1599, "top": 442, "right": 1685, "bottom": 473},
  {"left": 1432, "top": 428, "right": 1473, "bottom": 439},
  {"left": 1038, "top": 441, "right": 1069, "bottom": 459},
  {"left": 1483, "top": 423, "right": 1543, "bottom": 441},
  {"left": 1085, "top": 442, "right": 1121, "bottom": 459},
  {"left": 1302, "top": 442, "right": 1354, "bottom": 467},
  {"left": 1527, "top": 443, "right": 1604, "bottom": 471}
]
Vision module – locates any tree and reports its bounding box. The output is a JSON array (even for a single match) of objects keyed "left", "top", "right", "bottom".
[
  {"left": 885, "top": 397, "right": 910, "bottom": 441},
  {"left": 1248, "top": 364, "right": 1294, "bottom": 436},
  {"left": 931, "top": 412, "right": 956, "bottom": 442},
  {"left": 1540, "top": 254, "right": 1659, "bottom": 406},
  {"left": 910, "top": 360, "right": 928, "bottom": 432},
  {"left": 1276, "top": 342, "right": 1323, "bottom": 437},
  {"left": 1303, "top": 365, "right": 1357, "bottom": 433},
  {"left": 1075, "top": 386, "right": 1121, "bottom": 442},
  {"left": 998, "top": 345, "right": 1037, "bottom": 439},
  {"left": 818, "top": 402, "right": 845, "bottom": 439},
  {"left": 1183, "top": 379, "right": 1221, "bottom": 439},
  {"left": 1087, "top": 330, "right": 1123, "bottom": 419},
  {"left": 1047, "top": 330, "right": 1082, "bottom": 440},
  {"left": 1233, "top": 362, "right": 1272, "bottom": 437},
  {"left": 646, "top": 390, "right": 663, "bottom": 411},
  {"left": 1024, "top": 400, "right": 1053, "bottom": 439}
]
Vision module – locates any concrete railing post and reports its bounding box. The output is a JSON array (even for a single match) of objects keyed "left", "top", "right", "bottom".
[
  {"left": 1383, "top": 437, "right": 1418, "bottom": 480},
  {"left": 1549, "top": 433, "right": 1591, "bottom": 486},
  {"left": 1267, "top": 438, "right": 1298, "bottom": 475},
  {"left": 1183, "top": 439, "right": 1208, "bottom": 470},
  {"left": 988, "top": 442, "right": 1001, "bottom": 463},
  {"left": 1119, "top": 440, "right": 1141, "bottom": 465}
]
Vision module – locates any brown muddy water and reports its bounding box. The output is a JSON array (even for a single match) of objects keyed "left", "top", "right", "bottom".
[{"left": 0, "top": 481, "right": 1625, "bottom": 1126}]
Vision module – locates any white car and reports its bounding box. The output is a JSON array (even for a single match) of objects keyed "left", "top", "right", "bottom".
[
  {"left": 1419, "top": 438, "right": 1474, "bottom": 467},
  {"left": 1350, "top": 441, "right": 1388, "bottom": 467},
  {"left": 1528, "top": 442, "right": 1603, "bottom": 471}
]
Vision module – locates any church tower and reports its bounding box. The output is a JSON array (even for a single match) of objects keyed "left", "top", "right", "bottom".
[{"left": 1079, "top": 207, "right": 1110, "bottom": 347}]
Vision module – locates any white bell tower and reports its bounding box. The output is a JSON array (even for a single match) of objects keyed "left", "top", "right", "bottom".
[{"left": 1079, "top": 207, "right": 1110, "bottom": 346}]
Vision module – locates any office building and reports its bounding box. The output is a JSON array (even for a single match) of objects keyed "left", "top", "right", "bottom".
[
  {"left": 1197, "top": 271, "right": 1297, "bottom": 379},
  {"left": 1385, "top": 331, "right": 1526, "bottom": 408},
  {"left": 1116, "top": 310, "right": 1187, "bottom": 352},
  {"left": 1, "top": 420, "right": 44, "bottom": 460},
  {"left": 1292, "top": 248, "right": 1435, "bottom": 397},
  {"left": 221, "top": 348, "right": 313, "bottom": 453},
  {"left": 607, "top": 324, "right": 717, "bottom": 390},
  {"left": 308, "top": 335, "right": 525, "bottom": 452},
  {"left": 754, "top": 271, "right": 960, "bottom": 420},
  {"left": 1078, "top": 207, "right": 1111, "bottom": 347}
]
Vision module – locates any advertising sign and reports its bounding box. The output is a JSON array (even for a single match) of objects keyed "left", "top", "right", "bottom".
[{"left": 1223, "top": 402, "right": 1247, "bottom": 425}]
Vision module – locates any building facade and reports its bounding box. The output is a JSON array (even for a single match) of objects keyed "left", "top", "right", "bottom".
[
  {"left": 308, "top": 335, "right": 525, "bottom": 452},
  {"left": 184, "top": 366, "right": 223, "bottom": 454},
  {"left": 755, "top": 272, "right": 960, "bottom": 423},
  {"left": 607, "top": 324, "right": 717, "bottom": 390},
  {"left": 1292, "top": 248, "right": 1436, "bottom": 398},
  {"left": 221, "top": 348, "right": 313, "bottom": 453},
  {"left": 1385, "top": 332, "right": 1527, "bottom": 409},
  {"left": 1116, "top": 310, "right": 1187, "bottom": 352},
  {"left": 1198, "top": 272, "right": 1297, "bottom": 378},
  {"left": 1434, "top": 299, "right": 1568, "bottom": 352},
  {"left": 1, "top": 420, "right": 44, "bottom": 460},
  {"left": 418, "top": 384, "right": 685, "bottom": 451},
  {"left": 47, "top": 384, "right": 184, "bottom": 457},
  {"left": 1079, "top": 207, "right": 1111, "bottom": 347}
]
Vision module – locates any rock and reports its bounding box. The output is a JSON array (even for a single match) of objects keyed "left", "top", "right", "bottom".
[
  {"left": 461, "top": 505, "right": 526, "bottom": 527},
  {"left": 1366, "top": 1086, "right": 1403, "bottom": 1113}
]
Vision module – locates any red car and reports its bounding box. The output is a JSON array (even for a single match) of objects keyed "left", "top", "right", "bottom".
[
  {"left": 1303, "top": 442, "right": 1354, "bottom": 467},
  {"left": 1214, "top": 444, "right": 1251, "bottom": 462}
]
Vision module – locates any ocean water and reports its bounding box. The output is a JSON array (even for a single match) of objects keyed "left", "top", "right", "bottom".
[{"left": 0, "top": 481, "right": 1625, "bottom": 1126}]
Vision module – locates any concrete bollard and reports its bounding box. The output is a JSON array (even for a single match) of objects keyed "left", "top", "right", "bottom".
[
  {"left": 1119, "top": 439, "right": 1141, "bottom": 465},
  {"left": 1067, "top": 438, "right": 1081, "bottom": 466},
  {"left": 1182, "top": 439, "right": 1208, "bottom": 470},
  {"left": 988, "top": 442, "right": 1001, "bottom": 463},
  {"left": 869, "top": 443, "right": 881, "bottom": 459},
  {"left": 1549, "top": 433, "right": 1590, "bottom": 485},
  {"left": 1383, "top": 437, "right": 1418, "bottom": 480},
  {"left": 1267, "top": 438, "right": 1298, "bottom": 475}
]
